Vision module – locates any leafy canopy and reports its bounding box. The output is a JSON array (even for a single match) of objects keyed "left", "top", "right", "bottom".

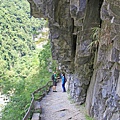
[{"left": 0, "top": 0, "right": 56, "bottom": 120}]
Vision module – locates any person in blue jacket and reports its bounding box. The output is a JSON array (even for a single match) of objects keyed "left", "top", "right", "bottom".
[{"left": 61, "top": 72, "right": 66, "bottom": 92}]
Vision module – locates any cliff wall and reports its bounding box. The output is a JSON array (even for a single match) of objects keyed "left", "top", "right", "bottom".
[{"left": 27, "top": 0, "right": 120, "bottom": 119}]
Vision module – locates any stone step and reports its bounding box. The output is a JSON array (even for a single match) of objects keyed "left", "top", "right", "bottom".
[
  {"left": 31, "top": 113, "right": 40, "bottom": 120},
  {"left": 33, "top": 101, "right": 42, "bottom": 113}
]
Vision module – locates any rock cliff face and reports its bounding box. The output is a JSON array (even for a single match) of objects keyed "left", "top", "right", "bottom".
[{"left": 27, "top": 0, "right": 120, "bottom": 119}]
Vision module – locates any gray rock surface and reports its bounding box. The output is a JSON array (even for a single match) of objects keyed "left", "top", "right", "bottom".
[
  {"left": 27, "top": 0, "right": 120, "bottom": 119},
  {"left": 31, "top": 113, "right": 40, "bottom": 120}
]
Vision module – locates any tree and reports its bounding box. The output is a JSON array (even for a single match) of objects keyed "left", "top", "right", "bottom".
[{"left": 0, "top": 0, "right": 52, "bottom": 120}]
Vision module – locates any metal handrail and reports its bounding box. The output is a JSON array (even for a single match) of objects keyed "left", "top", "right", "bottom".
[{"left": 22, "top": 80, "right": 52, "bottom": 120}]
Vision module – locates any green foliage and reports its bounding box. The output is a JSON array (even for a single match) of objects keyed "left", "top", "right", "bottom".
[
  {"left": 87, "top": 27, "right": 100, "bottom": 50},
  {"left": 1, "top": 44, "right": 52, "bottom": 120},
  {"left": 0, "top": 0, "right": 54, "bottom": 120},
  {"left": 0, "top": 0, "right": 46, "bottom": 93},
  {"left": 85, "top": 114, "right": 94, "bottom": 120},
  {"left": 38, "top": 42, "right": 51, "bottom": 67},
  {"left": 91, "top": 27, "right": 100, "bottom": 40},
  {"left": 38, "top": 41, "right": 57, "bottom": 71}
]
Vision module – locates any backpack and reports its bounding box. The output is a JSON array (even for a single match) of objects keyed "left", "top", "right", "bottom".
[
  {"left": 65, "top": 77, "right": 67, "bottom": 82},
  {"left": 51, "top": 74, "right": 54, "bottom": 81}
]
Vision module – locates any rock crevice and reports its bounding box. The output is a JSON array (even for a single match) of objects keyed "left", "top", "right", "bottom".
[{"left": 27, "top": 0, "right": 120, "bottom": 119}]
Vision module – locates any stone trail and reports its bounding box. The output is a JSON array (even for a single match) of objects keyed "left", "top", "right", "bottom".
[{"left": 39, "top": 82, "right": 86, "bottom": 120}]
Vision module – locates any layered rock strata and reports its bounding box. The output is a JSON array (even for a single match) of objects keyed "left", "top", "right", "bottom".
[{"left": 27, "top": 0, "right": 120, "bottom": 119}]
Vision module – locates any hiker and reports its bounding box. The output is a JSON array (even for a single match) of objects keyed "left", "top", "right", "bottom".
[
  {"left": 61, "top": 72, "right": 66, "bottom": 92},
  {"left": 51, "top": 71, "right": 57, "bottom": 92}
]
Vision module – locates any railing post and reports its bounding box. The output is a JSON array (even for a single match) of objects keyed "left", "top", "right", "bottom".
[{"left": 22, "top": 80, "right": 52, "bottom": 120}]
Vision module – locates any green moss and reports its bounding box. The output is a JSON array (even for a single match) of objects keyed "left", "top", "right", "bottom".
[{"left": 85, "top": 114, "right": 94, "bottom": 120}]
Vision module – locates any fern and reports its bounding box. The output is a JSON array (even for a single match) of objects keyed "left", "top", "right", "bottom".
[{"left": 87, "top": 27, "right": 100, "bottom": 50}]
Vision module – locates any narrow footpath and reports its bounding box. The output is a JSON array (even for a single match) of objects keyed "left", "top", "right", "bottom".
[{"left": 40, "top": 81, "right": 86, "bottom": 120}]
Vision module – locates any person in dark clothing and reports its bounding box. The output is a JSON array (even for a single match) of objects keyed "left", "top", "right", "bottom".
[
  {"left": 61, "top": 72, "right": 66, "bottom": 92},
  {"left": 51, "top": 71, "right": 57, "bottom": 92}
]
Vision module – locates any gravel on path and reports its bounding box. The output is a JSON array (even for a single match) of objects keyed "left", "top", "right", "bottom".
[{"left": 40, "top": 81, "right": 86, "bottom": 120}]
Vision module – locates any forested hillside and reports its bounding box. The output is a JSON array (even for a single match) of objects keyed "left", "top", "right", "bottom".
[{"left": 0, "top": 0, "right": 54, "bottom": 119}]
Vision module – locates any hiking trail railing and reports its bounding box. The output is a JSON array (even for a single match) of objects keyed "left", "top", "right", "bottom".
[{"left": 22, "top": 80, "right": 52, "bottom": 120}]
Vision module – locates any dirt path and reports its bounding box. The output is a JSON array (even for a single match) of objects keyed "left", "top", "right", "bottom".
[{"left": 40, "top": 81, "right": 86, "bottom": 120}]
